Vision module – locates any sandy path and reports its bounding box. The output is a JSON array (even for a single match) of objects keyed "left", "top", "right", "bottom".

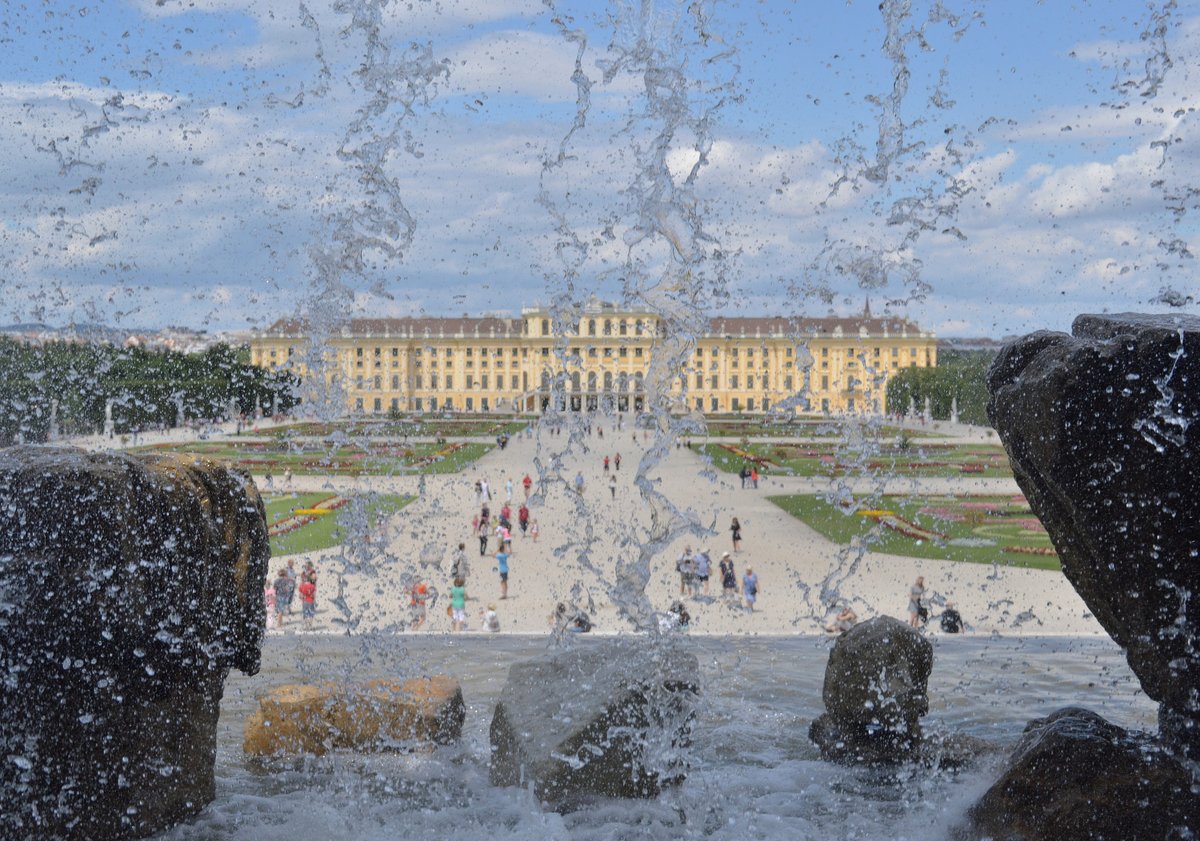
[{"left": 260, "top": 419, "right": 1101, "bottom": 638}]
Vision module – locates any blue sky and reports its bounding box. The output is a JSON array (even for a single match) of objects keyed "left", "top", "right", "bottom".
[{"left": 1, "top": 0, "right": 1197, "bottom": 337}]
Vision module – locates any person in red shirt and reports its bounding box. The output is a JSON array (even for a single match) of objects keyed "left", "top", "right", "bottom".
[
  {"left": 522, "top": 474, "right": 532, "bottom": 500},
  {"left": 409, "top": 581, "right": 429, "bottom": 630},
  {"left": 518, "top": 504, "right": 530, "bottom": 536},
  {"left": 298, "top": 573, "right": 317, "bottom": 631},
  {"left": 603, "top": 455, "right": 610, "bottom": 472}
]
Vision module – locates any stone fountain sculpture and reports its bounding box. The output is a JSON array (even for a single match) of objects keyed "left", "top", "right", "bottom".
[
  {"left": 0, "top": 446, "right": 270, "bottom": 840},
  {"left": 973, "top": 313, "right": 1199, "bottom": 839}
]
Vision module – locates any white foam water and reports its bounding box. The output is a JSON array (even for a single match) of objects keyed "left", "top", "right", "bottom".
[{"left": 156, "top": 635, "right": 1154, "bottom": 841}]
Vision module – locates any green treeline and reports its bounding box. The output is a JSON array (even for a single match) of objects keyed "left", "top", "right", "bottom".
[
  {"left": 885, "top": 349, "right": 997, "bottom": 427},
  {"left": 0, "top": 338, "right": 298, "bottom": 445}
]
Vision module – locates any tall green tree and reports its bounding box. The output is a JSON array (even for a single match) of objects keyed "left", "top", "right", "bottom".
[{"left": 886, "top": 349, "right": 996, "bottom": 426}]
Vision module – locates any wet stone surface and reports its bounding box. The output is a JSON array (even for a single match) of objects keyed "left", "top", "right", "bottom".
[
  {"left": 809, "top": 615, "right": 933, "bottom": 765},
  {"left": 964, "top": 706, "right": 1200, "bottom": 841},
  {"left": 987, "top": 312, "right": 1200, "bottom": 760},
  {"left": 0, "top": 446, "right": 269, "bottom": 840},
  {"left": 489, "top": 639, "right": 700, "bottom": 811}
]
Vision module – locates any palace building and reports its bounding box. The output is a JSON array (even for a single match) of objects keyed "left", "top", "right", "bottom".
[{"left": 248, "top": 301, "right": 936, "bottom": 416}]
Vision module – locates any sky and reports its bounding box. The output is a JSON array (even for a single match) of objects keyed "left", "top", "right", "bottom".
[{"left": 1, "top": 0, "right": 1198, "bottom": 337}]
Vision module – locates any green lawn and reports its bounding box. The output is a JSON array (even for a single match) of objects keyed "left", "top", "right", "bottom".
[
  {"left": 266, "top": 492, "right": 413, "bottom": 557},
  {"left": 699, "top": 441, "right": 1012, "bottom": 479},
  {"left": 769, "top": 493, "right": 1060, "bottom": 571},
  {"left": 130, "top": 440, "right": 492, "bottom": 476}
]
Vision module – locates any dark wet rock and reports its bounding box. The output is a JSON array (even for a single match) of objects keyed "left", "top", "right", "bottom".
[
  {"left": 987, "top": 313, "right": 1200, "bottom": 761},
  {"left": 0, "top": 446, "right": 269, "bottom": 840},
  {"left": 808, "top": 615, "right": 933, "bottom": 764},
  {"left": 489, "top": 640, "right": 699, "bottom": 811},
  {"left": 965, "top": 707, "right": 1200, "bottom": 841}
]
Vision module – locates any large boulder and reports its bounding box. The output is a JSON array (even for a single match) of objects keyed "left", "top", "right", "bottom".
[
  {"left": 986, "top": 313, "right": 1200, "bottom": 760},
  {"left": 808, "top": 616, "right": 932, "bottom": 764},
  {"left": 244, "top": 676, "right": 466, "bottom": 755},
  {"left": 965, "top": 707, "right": 1199, "bottom": 840},
  {"left": 489, "top": 640, "right": 700, "bottom": 811},
  {"left": 0, "top": 446, "right": 269, "bottom": 840}
]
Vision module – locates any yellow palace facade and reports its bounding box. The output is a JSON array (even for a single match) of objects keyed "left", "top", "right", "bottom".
[{"left": 249, "top": 302, "right": 936, "bottom": 416}]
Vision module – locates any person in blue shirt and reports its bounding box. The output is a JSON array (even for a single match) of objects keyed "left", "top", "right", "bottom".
[
  {"left": 496, "top": 548, "right": 510, "bottom": 600},
  {"left": 742, "top": 567, "right": 759, "bottom": 612}
]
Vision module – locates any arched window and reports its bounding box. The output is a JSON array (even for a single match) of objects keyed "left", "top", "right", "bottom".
[
  {"left": 603, "top": 319, "right": 612, "bottom": 336},
  {"left": 618, "top": 373, "right": 629, "bottom": 393},
  {"left": 635, "top": 319, "right": 643, "bottom": 335},
  {"left": 541, "top": 371, "right": 551, "bottom": 389},
  {"left": 619, "top": 319, "right": 627, "bottom": 336},
  {"left": 541, "top": 319, "right": 549, "bottom": 335},
  {"left": 571, "top": 371, "right": 581, "bottom": 391},
  {"left": 588, "top": 319, "right": 596, "bottom": 337},
  {"left": 634, "top": 372, "right": 644, "bottom": 392},
  {"left": 603, "top": 371, "right": 613, "bottom": 390},
  {"left": 588, "top": 371, "right": 598, "bottom": 391}
]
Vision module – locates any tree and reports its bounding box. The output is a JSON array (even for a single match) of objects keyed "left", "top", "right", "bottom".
[{"left": 886, "top": 349, "right": 996, "bottom": 426}]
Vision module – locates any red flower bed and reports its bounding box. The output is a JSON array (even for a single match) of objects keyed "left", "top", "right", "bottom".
[{"left": 1003, "top": 545, "right": 1057, "bottom": 557}]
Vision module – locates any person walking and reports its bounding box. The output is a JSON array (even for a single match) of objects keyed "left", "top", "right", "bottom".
[
  {"left": 518, "top": 503, "right": 530, "bottom": 535},
  {"left": 450, "top": 577, "right": 468, "bottom": 632},
  {"left": 574, "top": 471, "right": 585, "bottom": 494},
  {"left": 298, "top": 572, "right": 317, "bottom": 631},
  {"left": 908, "top": 576, "right": 927, "bottom": 628},
  {"left": 614, "top": 452, "right": 621, "bottom": 471},
  {"left": 603, "top": 455, "right": 610, "bottom": 472},
  {"left": 719, "top": 552, "right": 737, "bottom": 601},
  {"left": 522, "top": 473, "right": 533, "bottom": 500},
  {"left": 694, "top": 547, "right": 711, "bottom": 596},
  {"left": 676, "top": 546, "right": 693, "bottom": 596},
  {"left": 751, "top": 466, "right": 759, "bottom": 489},
  {"left": 739, "top": 465, "right": 749, "bottom": 489},
  {"left": 496, "top": 546, "right": 510, "bottom": 600},
  {"left": 274, "top": 567, "right": 294, "bottom": 627},
  {"left": 505, "top": 477, "right": 514, "bottom": 502},
  {"left": 609, "top": 473, "right": 617, "bottom": 499},
  {"left": 409, "top": 580, "right": 429, "bottom": 630},
  {"left": 264, "top": 580, "right": 277, "bottom": 630},
  {"left": 730, "top": 517, "right": 742, "bottom": 552},
  {"left": 451, "top": 542, "right": 469, "bottom": 581},
  {"left": 742, "top": 567, "right": 759, "bottom": 612},
  {"left": 530, "top": 519, "right": 540, "bottom": 543},
  {"left": 477, "top": 518, "right": 490, "bottom": 556}
]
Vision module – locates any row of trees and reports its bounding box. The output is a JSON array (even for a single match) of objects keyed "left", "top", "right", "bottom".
[
  {"left": 0, "top": 339, "right": 298, "bottom": 445},
  {"left": 885, "top": 349, "right": 996, "bottom": 427}
]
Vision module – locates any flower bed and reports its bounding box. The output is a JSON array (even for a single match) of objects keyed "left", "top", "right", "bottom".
[
  {"left": 1003, "top": 545, "right": 1057, "bottom": 557},
  {"left": 269, "top": 495, "right": 349, "bottom": 537},
  {"left": 718, "top": 443, "right": 778, "bottom": 468}
]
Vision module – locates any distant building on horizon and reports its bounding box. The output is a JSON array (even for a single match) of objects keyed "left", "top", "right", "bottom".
[{"left": 249, "top": 300, "right": 937, "bottom": 415}]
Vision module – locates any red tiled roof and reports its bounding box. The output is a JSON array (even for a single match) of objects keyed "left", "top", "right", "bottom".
[{"left": 262, "top": 314, "right": 925, "bottom": 338}]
